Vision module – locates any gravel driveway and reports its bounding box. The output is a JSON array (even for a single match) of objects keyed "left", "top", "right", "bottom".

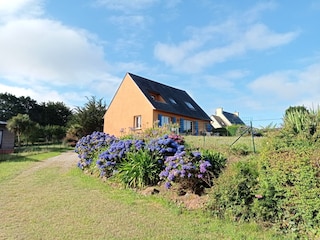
[{"left": 15, "top": 150, "right": 79, "bottom": 178}]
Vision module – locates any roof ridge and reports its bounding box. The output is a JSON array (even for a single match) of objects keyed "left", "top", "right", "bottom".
[{"left": 128, "top": 72, "right": 186, "bottom": 93}]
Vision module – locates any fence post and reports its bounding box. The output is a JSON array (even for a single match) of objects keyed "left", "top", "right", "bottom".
[{"left": 251, "top": 121, "right": 256, "bottom": 153}]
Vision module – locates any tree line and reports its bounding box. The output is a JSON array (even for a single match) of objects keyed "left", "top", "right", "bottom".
[{"left": 0, "top": 93, "right": 106, "bottom": 146}]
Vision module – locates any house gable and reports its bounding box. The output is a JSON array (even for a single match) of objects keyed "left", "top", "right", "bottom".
[
  {"left": 128, "top": 73, "right": 211, "bottom": 121},
  {"left": 211, "top": 107, "right": 245, "bottom": 128},
  {"left": 103, "top": 73, "right": 155, "bottom": 136}
]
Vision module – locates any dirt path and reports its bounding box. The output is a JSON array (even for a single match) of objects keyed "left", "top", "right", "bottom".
[{"left": 15, "top": 151, "right": 79, "bottom": 178}]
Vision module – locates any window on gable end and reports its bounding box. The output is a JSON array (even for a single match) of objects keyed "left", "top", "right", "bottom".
[{"left": 134, "top": 115, "right": 142, "bottom": 129}]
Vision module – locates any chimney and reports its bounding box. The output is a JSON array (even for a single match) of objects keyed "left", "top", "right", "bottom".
[
  {"left": 216, "top": 107, "right": 223, "bottom": 116},
  {"left": 234, "top": 111, "right": 239, "bottom": 117}
]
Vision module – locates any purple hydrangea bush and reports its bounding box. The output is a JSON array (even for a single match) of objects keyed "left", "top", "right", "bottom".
[
  {"left": 75, "top": 131, "right": 226, "bottom": 193},
  {"left": 159, "top": 150, "right": 221, "bottom": 194},
  {"left": 97, "top": 139, "right": 145, "bottom": 177},
  {"left": 75, "top": 131, "right": 117, "bottom": 170}
]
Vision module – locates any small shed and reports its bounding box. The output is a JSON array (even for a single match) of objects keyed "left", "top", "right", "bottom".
[{"left": 0, "top": 121, "right": 15, "bottom": 154}]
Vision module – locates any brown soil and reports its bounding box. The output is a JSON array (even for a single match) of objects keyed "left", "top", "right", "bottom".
[{"left": 140, "top": 184, "right": 210, "bottom": 210}]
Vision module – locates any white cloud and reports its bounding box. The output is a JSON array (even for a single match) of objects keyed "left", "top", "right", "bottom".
[
  {"left": 242, "top": 1, "right": 277, "bottom": 23},
  {"left": 154, "top": 4, "right": 299, "bottom": 73},
  {"left": 249, "top": 63, "right": 320, "bottom": 106},
  {"left": 0, "top": 83, "right": 78, "bottom": 106},
  {"left": 0, "top": 18, "right": 109, "bottom": 86},
  {"left": 0, "top": 0, "right": 121, "bottom": 108},
  {"left": 243, "top": 23, "right": 298, "bottom": 50},
  {"left": 203, "top": 69, "right": 250, "bottom": 92},
  {"left": 95, "top": 0, "right": 159, "bottom": 12},
  {"left": 0, "top": 0, "right": 43, "bottom": 22}
]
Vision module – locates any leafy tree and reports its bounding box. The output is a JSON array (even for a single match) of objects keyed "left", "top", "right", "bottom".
[
  {"left": 0, "top": 93, "right": 25, "bottom": 120},
  {"left": 284, "top": 105, "right": 309, "bottom": 117},
  {"left": 43, "top": 125, "right": 66, "bottom": 143},
  {"left": 71, "top": 96, "right": 106, "bottom": 137},
  {"left": 6, "top": 114, "right": 36, "bottom": 147},
  {"left": 39, "top": 101, "right": 72, "bottom": 126}
]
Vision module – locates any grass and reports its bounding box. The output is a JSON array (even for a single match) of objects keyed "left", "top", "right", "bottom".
[
  {"left": 0, "top": 151, "right": 67, "bottom": 182},
  {"left": 0, "top": 148, "right": 289, "bottom": 239},
  {"left": 184, "top": 135, "right": 264, "bottom": 156}
]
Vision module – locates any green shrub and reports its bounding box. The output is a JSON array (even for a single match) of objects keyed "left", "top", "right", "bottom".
[
  {"left": 252, "top": 146, "right": 320, "bottom": 237},
  {"left": 201, "top": 149, "right": 227, "bottom": 178},
  {"left": 116, "top": 149, "right": 162, "bottom": 188},
  {"left": 208, "top": 158, "right": 259, "bottom": 221},
  {"left": 230, "top": 143, "right": 250, "bottom": 155}
]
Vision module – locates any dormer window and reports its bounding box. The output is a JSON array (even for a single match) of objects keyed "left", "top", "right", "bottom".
[
  {"left": 149, "top": 92, "right": 166, "bottom": 103},
  {"left": 185, "top": 101, "right": 195, "bottom": 110}
]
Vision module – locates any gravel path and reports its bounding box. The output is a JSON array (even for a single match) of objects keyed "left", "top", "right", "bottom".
[{"left": 15, "top": 151, "right": 79, "bottom": 178}]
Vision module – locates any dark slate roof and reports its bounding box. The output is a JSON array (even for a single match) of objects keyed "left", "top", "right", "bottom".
[
  {"left": 223, "top": 111, "right": 245, "bottom": 125},
  {"left": 128, "top": 73, "right": 211, "bottom": 121}
]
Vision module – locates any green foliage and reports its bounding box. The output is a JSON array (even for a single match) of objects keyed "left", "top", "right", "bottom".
[
  {"left": 71, "top": 96, "right": 106, "bottom": 137},
  {"left": 0, "top": 93, "right": 72, "bottom": 126},
  {"left": 208, "top": 158, "right": 259, "bottom": 221},
  {"left": 230, "top": 143, "right": 250, "bottom": 155},
  {"left": 0, "top": 93, "right": 37, "bottom": 121},
  {"left": 117, "top": 149, "right": 161, "bottom": 188},
  {"left": 201, "top": 149, "right": 227, "bottom": 178},
  {"left": 139, "top": 122, "right": 180, "bottom": 140},
  {"left": 252, "top": 145, "right": 320, "bottom": 237},
  {"left": 7, "top": 114, "right": 36, "bottom": 147},
  {"left": 209, "top": 121, "right": 320, "bottom": 238},
  {"left": 226, "top": 125, "right": 245, "bottom": 136}
]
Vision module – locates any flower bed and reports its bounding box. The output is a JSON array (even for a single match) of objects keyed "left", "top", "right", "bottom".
[{"left": 75, "top": 131, "right": 226, "bottom": 193}]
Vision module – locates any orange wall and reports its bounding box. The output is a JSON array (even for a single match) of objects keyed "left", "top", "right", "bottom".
[
  {"left": 104, "top": 73, "right": 155, "bottom": 136},
  {"left": 154, "top": 110, "right": 210, "bottom": 134}
]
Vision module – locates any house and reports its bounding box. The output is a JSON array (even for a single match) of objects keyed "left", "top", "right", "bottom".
[
  {"left": 0, "top": 121, "right": 15, "bottom": 154},
  {"left": 210, "top": 107, "right": 245, "bottom": 129},
  {"left": 103, "top": 73, "right": 212, "bottom": 136}
]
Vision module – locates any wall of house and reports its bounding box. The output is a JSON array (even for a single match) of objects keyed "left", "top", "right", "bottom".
[
  {"left": 154, "top": 110, "right": 210, "bottom": 135},
  {"left": 104, "top": 74, "right": 155, "bottom": 136},
  {"left": 0, "top": 125, "right": 15, "bottom": 154}
]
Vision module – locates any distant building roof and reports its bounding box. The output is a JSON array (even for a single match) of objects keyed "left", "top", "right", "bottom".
[
  {"left": 0, "top": 121, "right": 7, "bottom": 125},
  {"left": 128, "top": 73, "right": 211, "bottom": 121},
  {"left": 223, "top": 111, "right": 245, "bottom": 125},
  {"left": 211, "top": 115, "right": 226, "bottom": 127}
]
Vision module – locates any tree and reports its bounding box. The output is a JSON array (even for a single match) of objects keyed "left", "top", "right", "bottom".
[
  {"left": 0, "top": 93, "right": 39, "bottom": 121},
  {"left": 71, "top": 96, "right": 106, "bottom": 136},
  {"left": 0, "top": 93, "right": 24, "bottom": 120},
  {"left": 6, "top": 114, "right": 36, "bottom": 147},
  {"left": 39, "top": 101, "right": 72, "bottom": 126}
]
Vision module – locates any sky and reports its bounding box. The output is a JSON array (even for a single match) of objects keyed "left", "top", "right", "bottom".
[{"left": 0, "top": 0, "right": 320, "bottom": 128}]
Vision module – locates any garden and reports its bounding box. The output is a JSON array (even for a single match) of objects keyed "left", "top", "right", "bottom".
[{"left": 75, "top": 106, "right": 320, "bottom": 239}]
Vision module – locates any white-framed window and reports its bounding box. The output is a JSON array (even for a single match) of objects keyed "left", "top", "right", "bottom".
[
  {"left": 134, "top": 115, "right": 142, "bottom": 129},
  {"left": 161, "top": 116, "right": 170, "bottom": 125},
  {"left": 183, "top": 120, "right": 193, "bottom": 133}
]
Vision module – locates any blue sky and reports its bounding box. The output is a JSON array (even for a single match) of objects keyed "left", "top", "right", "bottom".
[{"left": 1, "top": 0, "right": 320, "bottom": 127}]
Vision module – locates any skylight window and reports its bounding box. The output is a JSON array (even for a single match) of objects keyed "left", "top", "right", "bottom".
[
  {"left": 169, "top": 98, "right": 177, "bottom": 104},
  {"left": 185, "top": 101, "right": 195, "bottom": 110}
]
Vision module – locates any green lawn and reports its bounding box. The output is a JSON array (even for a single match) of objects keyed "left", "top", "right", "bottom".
[{"left": 0, "top": 150, "right": 288, "bottom": 240}]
